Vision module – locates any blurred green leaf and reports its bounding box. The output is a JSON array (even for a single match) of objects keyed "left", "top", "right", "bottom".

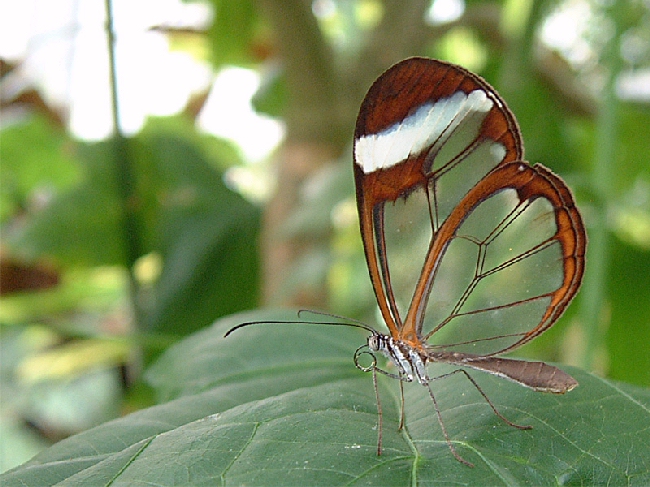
[
  {"left": 138, "top": 134, "right": 260, "bottom": 335},
  {"left": 283, "top": 163, "right": 353, "bottom": 239},
  {"left": 252, "top": 66, "right": 287, "bottom": 117},
  {"left": 508, "top": 76, "right": 575, "bottom": 173},
  {"left": 0, "top": 267, "right": 123, "bottom": 324},
  {"left": 0, "top": 414, "right": 51, "bottom": 475},
  {"left": 6, "top": 140, "right": 125, "bottom": 266},
  {"left": 0, "top": 115, "right": 80, "bottom": 222},
  {"left": 607, "top": 236, "right": 650, "bottom": 386},
  {"left": 208, "top": 0, "right": 259, "bottom": 67},
  {"left": 139, "top": 116, "right": 245, "bottom": 171},
  {"left": 3, "top": 310, "right": 649, "bottom": 485},
  {"left": 0, "top": 326, "right": 124, "bottom": 473},
  {"left": 6, "top": 128, "right": 260, "bottom": 336},
  {"left": 614, "top": 104, "right": 650, "bottom": 193}
]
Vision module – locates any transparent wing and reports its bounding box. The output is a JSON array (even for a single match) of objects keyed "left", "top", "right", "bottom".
[
  {"left": 353, "top": 58, "right": 523, "bottom": 340},
  {"left": 419, "top": 162, "right": 585, "bottom": 354}
]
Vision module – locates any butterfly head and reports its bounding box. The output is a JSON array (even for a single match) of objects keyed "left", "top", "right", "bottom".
[{"left": 356, "top": 332, "right": 429, "bottom": 384}]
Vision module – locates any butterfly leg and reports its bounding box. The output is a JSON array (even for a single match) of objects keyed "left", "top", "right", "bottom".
[
  {"left": 371, "top": 366, "right": 383, "bottom": 455},
  {"left": 354, "top": 346, "right": 415, "bottom": 454},
  {"left": 356, "top": 347, "right": 387, "bottom": 455},
  {"left": 447, "top": 369, "right": 533, "bottom": 430},
  {"left": 368, "top": 363, "right": 412, "bottom": 454},
  {"left": 444, "top": 368, "right": 532, "bottom": 430},
  {"left": 423, "top": 368, "right": 531, "bottom": 467},
  {"left": 424, "top": 381, "right": 474, "bottom": 467},
  {"left": 372, "top": 368, "right": 412, "bottom": 433},
  {"left": 398, "top": 380, "right": 405, "bottom": 431}
]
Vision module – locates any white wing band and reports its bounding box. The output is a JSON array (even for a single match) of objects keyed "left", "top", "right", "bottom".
[{"left": 354, "top": 90, "right": 493, "bottom": 174}]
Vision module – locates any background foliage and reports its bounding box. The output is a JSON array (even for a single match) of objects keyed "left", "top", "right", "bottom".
[{"left": 1, "top": 0, "right": 650, "bottom": 482}]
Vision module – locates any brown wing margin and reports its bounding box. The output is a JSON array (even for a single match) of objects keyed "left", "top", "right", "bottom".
[
  {"left": 504, "top": 164, "right": 586, "bottom": 351},
  {"left": 401, "top": 162, "right": 586, "bottom": 351}
]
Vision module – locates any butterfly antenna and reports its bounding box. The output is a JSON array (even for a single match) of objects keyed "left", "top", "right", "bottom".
[
  {"left": 224, "top": 316, "right": 377, "bottom": 338},
  {"left": 297, "top": 309, "right": 373, "bottom": 328}
]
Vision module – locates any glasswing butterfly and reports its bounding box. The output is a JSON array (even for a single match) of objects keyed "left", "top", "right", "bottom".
[{"left": 226, "top": 57, "right": 586, "bottom": 467}]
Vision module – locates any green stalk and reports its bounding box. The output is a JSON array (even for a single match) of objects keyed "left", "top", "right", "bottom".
[
  {"left": 104, "top": 0, "right": 144, "bottom": 332},
  {"left": 579, "top": 6, "right": 622, "bottom": 370}
]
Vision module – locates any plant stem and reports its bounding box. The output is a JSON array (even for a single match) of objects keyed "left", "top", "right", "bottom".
[
  {"left": 579, "top": 5, "right": 622, "bottom": 370},
  {"left": 104, "top": 0, "right": 144, "bottom": 332}
]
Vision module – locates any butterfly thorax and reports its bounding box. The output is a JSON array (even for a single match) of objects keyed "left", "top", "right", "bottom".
[{"left": 368, "top": 334, "right": 429, "bottom": 385}]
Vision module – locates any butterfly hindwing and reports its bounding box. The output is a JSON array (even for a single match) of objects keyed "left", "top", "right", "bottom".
[{"left": 418, "top": 162, "right": 585, "bottom": 355}]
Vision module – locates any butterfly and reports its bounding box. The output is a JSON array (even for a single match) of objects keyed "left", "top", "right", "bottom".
[{"left": 226, "top": 57, "right": 586, "bottom": 467}]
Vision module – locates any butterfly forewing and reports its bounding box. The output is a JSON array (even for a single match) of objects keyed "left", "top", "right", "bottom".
[
  {"left": 354, "top": 58, "right": 524, "bottom": 340},
  {"left": 424, "top": 100, "right": 513, "bottom": 227},
  {"left": 354, "top": 57, "right": 585, "bottom": 358}
]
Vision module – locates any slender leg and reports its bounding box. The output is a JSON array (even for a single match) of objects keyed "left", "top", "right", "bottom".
[
  {"left": 425, "top": 383, "right": 474, "bottom": 467},
  {"left": 421, "top": 368, "right": 533, "bottom": 467},
  {"left": 398, "top": 380, "right": 405, "bottom": 431},
  {"left": 435, "top": 369, "right": 531, "bottom": 430},
  {"left": 372, "top": 366, "right": 383, "bottom": 455}
]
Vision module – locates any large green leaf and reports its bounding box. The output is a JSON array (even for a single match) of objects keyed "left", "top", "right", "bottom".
[{"left": 3, "top": 310, "right": 649, "bottom": 485}]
